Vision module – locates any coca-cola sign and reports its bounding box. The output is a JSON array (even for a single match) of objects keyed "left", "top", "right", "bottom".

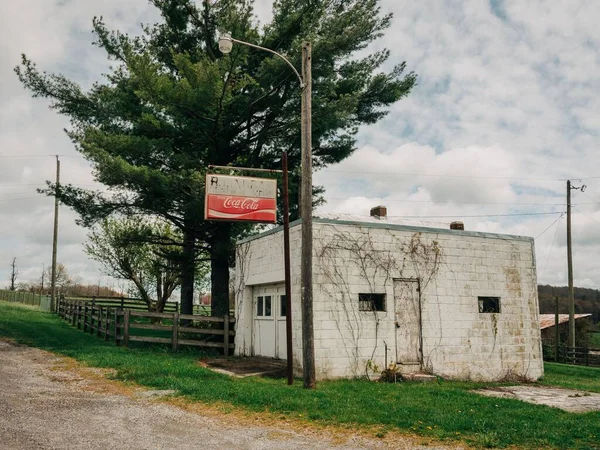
[{"left": 205, "top": 174, "right": 277, "bottom": 223}]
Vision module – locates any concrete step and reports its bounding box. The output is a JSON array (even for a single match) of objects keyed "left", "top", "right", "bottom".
[{"left": 402, "top": 372, "right": 437, "bottom": 383}]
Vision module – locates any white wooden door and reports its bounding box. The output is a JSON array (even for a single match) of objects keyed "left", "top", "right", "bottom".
[
  {"left": 252, "top": 284, "right": 287, "bottom": 359},
  {"left": 394, "top": 279, "right": 422, "bottom": 367}
]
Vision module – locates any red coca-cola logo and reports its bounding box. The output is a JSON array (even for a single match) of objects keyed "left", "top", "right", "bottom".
[{"left": 223, "top": 197, "right": 260, "bottom": 211}]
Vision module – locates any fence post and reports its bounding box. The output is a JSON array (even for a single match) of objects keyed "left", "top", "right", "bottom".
[
  {"left": 224, "top": 315, "right": 230, "bottom": 357},
  {"left": 120, "top": 296, "right": 124, "bottom": 309},
  {"left": 172, "top": 312, "right": 179, "bottom": 352},
  {"left": 123, "top": 309, "right": 130, "bottom": 347},
  {"left": 97, "top": 306, "right": 103, "bottom": 337},
  {"left": 114, "top": 309, "right": 120, "bottom": 346},
  {"left": 104, "top": 307, "right": 110, "bottom": 341},
  {"left": 90, "top": 305, "right": 95, "bottom": 335},
  {"left": 83, "top": 303, "right": 88, "bottom": 332}
]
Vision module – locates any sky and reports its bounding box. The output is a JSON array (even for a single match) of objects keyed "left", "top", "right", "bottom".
[{"left": 0, "top": 0, "right": 599, "bottom": 291}]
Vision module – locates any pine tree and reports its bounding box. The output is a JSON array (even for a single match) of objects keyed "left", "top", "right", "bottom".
[{"left": 15, "top": 0, "right": 416, "bottom": 315}]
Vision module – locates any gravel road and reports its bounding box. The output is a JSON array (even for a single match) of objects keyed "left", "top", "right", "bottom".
[{"left": 0, "top": 340, "right": 460, "bottom": 450}]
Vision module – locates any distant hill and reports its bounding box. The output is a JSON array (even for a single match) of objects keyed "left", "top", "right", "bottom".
[{"left": 538, "top": 285, "right": 600, "bottom": 323}]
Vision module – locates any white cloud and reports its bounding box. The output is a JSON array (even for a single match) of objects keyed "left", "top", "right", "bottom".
[{"left": 1, "top": 0, "right": 600, "bottom": 293}]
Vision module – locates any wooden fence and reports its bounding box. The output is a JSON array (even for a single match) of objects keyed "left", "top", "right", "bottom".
[
  {"left": 0, "top": 289, "right": 42, "bottom": 306},
  {"left": 57, "top": 298, "right": 235, "bottom": 355},
  {"left": 62, "top": 296, "right": 223, "bottom": 316},
  {"left": 542, "top": 340, "right": 600, "bottom": 368},
  {"left": 63, "top": 295, "right": 180, "bottom": 313}
]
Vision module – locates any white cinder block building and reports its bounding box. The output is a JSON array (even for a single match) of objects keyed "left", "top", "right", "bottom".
[{"left": 234, "top": 207, "right": 543, "bottom": 381}]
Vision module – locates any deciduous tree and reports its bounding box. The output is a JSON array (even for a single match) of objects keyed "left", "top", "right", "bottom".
[{"left": 84, "top": 218, "right": 191, "bottom": 312}]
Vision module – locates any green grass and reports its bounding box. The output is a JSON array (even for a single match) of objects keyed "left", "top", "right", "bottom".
[
  {"left": 590, "top": 332, "right": 600, "bottom": 348},
  {"left": 1, "top": 301, "right": 599, "bottom": 450},
  {"left": 541, "top": 363, "right": 600, "bottom": 393}
]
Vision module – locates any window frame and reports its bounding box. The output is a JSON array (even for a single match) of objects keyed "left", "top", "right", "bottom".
[
  {"left": 478, "top": 296, "right": 501, "bottom": 313},
  {"left": 358, "top": 293, "right": 386, "bottom": 312}
]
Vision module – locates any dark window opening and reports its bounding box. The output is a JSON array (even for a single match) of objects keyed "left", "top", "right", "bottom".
[
  {"left": 359, "top": 293, "right": 386, "bottom": 312},
  {"left": 256, "top": 296, "right": 264, "bottom": 316},
  {"left": 280, "top": 295, "right": 287, "bottom": 317},
  {"left": 478, "top": 296, "right": 501, "bottom": 313},
  {"left": 264, "top": 295, "right": 272, "bottom": 316}
]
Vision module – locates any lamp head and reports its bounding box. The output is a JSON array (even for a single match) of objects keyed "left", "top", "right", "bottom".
[{"left": 218, "top": 33, "right": 233, "bottom": 54}]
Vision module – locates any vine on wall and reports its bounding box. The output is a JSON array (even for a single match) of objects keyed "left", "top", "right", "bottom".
[{"left": 317, "top": 227, "right": 443, "bottom": 378}]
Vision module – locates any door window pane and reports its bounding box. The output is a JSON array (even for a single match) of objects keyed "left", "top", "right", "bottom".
[
  {"left": 264, "top": 295, "right": 272, "bottom": 316},
  {"left": 257, "top": 296, "right": 263, "bottom": 316},
  {"left": 280, "top": 295, "right": 287, "bottom": 317}
]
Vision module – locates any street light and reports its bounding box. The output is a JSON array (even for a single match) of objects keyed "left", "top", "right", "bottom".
[{"left": 218, "top": 34, "right": 315, "bottom": 388}]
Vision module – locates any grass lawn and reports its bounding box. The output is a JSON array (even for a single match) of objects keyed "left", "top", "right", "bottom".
[
  {"left": 0, "top": 301, "right": 598, "bottom": 450},
  {"left": 590, "top": 332, "right": 600, "bottom": 348}
]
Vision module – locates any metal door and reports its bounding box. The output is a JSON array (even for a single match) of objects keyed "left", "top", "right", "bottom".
[{"left": 394, "top": 279, "right": 422, "bottom": 367}]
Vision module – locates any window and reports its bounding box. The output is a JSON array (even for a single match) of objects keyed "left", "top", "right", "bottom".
[
  {"left": 256, "top": 295, "right": 272, "bottom": 317},
  {"left": 256, "top": 296, "right": 263, "bottom": 316},
  {"left": 478, "top": 296, "right": 500, "bottom": 313},
  {"left": 359, "top": 293, "right": 386, "bottom": 312},
  {"left": 280, "top": 295, "right": 287, "bottom": 317}
]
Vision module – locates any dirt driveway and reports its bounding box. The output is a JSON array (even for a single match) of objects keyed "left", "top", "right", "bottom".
[{"left": 0, "top": 341, "right": 461, "bottom": 450}]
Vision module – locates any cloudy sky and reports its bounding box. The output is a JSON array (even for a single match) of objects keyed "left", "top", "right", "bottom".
[{"left": 0, "top": 0, "right": 599, "bottom": 291}]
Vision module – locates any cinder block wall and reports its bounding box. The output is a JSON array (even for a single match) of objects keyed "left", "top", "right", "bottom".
[
  {"left": 311, "top": 222, "right": 543, "bottom": 381},
  {"left": 235, "top": 220, "right": 543, "bottom": 382}
]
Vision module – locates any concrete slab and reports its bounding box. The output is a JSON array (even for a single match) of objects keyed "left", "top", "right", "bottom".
[
  {"left": 199, "top": 356, "right": 287, "bottom": 378},
  {"left": 474, "top": 385, "right": 600, "bottom": 413}
]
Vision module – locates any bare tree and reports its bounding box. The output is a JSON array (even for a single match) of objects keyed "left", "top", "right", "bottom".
[{"left": 9, "top": 258, "right": 18, "bottom": 291}]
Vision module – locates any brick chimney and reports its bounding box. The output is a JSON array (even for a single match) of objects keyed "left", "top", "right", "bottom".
[
  {"left": 370, "top": 205, "right": 387, "bottom": 218},
  {"left": 450, "top": 221, "right": 464, "bottom": 230}
]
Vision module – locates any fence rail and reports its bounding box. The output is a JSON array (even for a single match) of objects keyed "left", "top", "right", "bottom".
[
  {"left": 63, "top": 295, "right": 180, "bottom": 313},
  {"left": 0, "top": 289, "right": 42, "bottom": 306},
  {"left": 57, "top": 298, "right": 234, "bottom": 354},
  {"left": 542, "top": 340, "right": 600, "bottom": 368}
]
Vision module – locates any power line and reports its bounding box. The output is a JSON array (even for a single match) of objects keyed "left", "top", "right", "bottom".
[
  {"left": 572, "top": 206, "right": 600, "bottom": 225},
  {"left": 541, "top": 211, "right": 562, "bottom": 279},
  {"left": 0, "top": 197, "right": 41, "bottom": 202},
  {"left": 535, "top": 213, "right": 565, "bottom": 240},
  {"left": 579, "top": 190, "right": 600, "bottom": 207},
  {"left": 0, "top": 154, "right": 84, "bottom": 159},
  {"left": 382, "top": 211, "right": 563, "bottom": 219},
  {"left": 327, "top": 196, "right": 567, "bottom": 206},
  {"left": 323, "top": 169, "right": 563, "bottom": 182}
]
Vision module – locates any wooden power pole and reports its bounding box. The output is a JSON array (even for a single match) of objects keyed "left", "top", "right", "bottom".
[
  {"left": 300, "top": 41, "right": 316, "bottom": 388},
  {"left": 50, "top": 156, "right": 60, "bottom": 312},
  {"left": 567, "top": 180, "right": 574, "bottom": 349},
  {"left": 566, "top": 180, "right": 586, "bottom": 351}
]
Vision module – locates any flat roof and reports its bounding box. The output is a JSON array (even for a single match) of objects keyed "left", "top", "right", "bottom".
[{"left": 238, "top": 216, "right": 534, "bottom": 245}]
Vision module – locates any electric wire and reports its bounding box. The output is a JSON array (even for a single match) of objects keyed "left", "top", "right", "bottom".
[
  {"left": 535, "top": 212, "right": 566, "bottom": 240},
  {"left": 541, "top": 204, "right": 563, "bottom": 279}
]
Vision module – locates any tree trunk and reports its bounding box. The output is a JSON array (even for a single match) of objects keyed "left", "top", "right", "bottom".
[
  {"left": 180, "top": 224, "right": 196, "bottom": 316},
  {"left": 210, "top": 223, "right": 231, "bottom": 317}
]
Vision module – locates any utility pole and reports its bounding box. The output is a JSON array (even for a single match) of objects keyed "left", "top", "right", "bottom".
[
  {"left": 50, "top": 156, "right": 60, "bottom": 312},
  {"left": 300, "top": 41, "right": 316, "bottom": 389},
  {"left": 9, "top": 257, "right": 18, "bottom": 291},
  {"left": 217, "top": 33, "right": 316, "bottom": 388},
  {"left": 566, "top": 180, "right": 586, "bottom": 351},
  {"left": 554, "top": 296, "right": 559, "bottom": 363},
  {"left": 40, "top": 264, "right": 45, "bottom": 296}
]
